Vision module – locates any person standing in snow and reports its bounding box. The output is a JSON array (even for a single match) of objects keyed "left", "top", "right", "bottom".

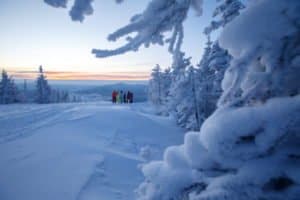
[
  {"left": 112, "top": 90, "right": 116, "bottom": 103},
  {"left": 123, "top": 92, "right": 127, "bottom": 104},
  {"left": 127, "top": 91, "right": 133, "bottom": 103},
  {"left": 120, "top": 90, "right": 124, "bottom": 103},
  {"left": 126, "top": 91, "right": 130, "bottom": 103},
  {"left": 130, "top": 91, "right": 134, "bottom": 103},
  {"left": 116, "top": 91, "right": 121, "bottom": 103}
]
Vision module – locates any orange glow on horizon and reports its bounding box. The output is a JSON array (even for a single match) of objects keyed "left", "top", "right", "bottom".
[{"left": 6, "top": 70, "right": 150, "bottom": 81}]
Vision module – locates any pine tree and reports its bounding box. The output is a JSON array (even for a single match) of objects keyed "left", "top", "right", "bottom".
[
  {"left": 167, "top": 51, "right": 193, "bottom": 127},
  {"left": 181, "top": 66, "right": 201, "bottom": 131},
  {"left": 20, "top": 79, "right": 28, "bottom": 103},
  {"left": 201, "top": 41, "right": 231, "bottom": 109},
  {"left": 148, "top": 64, "right": 163, "bottom": 106},
  {"left": 194, "top": 38, "right": 215, "bottom": 126},
  {"left": 0, "top": 70, "right": 10, "bottom": 104},
  {"left": 160, "top": 67, "right": 172, "bottom": 115},
  {"left": 0, "top": 70, "right": 19, "bottom": 104},
  {"left": 36, "top": 65, "right": 51, "bottom": 104},
  {"left": 8, "top": 78, "right": 19, "bottom": 103},
  {"left": 60, "top": 90, "right": 69, "bottom": 102}
]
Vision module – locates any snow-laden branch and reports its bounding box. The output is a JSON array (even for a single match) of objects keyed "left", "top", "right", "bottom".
[
  {"left": 44, "top": 0, "right": 94, "bottom": 22},
  {"left": 204, "top": 0, "right": 245, "bottom": 35},
  {"left": 44, "top": 0, "right": 68, "bottom": 8},
  {"left": 69, "top": 0, "right": 94, "bottom": 22},
  {"left": 44, "top": 0, "right": 204, "bottom": 58},
  {"left": 92, "top": 0, "right": 198, "bottom": 58}
]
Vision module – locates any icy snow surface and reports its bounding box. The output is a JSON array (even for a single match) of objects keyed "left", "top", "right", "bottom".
[{"left": 0, "top": 102, "right": 183, "bottom": 200}]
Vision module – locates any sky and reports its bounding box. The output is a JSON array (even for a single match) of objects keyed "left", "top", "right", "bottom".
[{"left": 0, "top": 0, "right": 216, "bottom": 81}]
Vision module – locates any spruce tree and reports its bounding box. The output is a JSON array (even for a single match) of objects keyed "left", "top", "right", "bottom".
[{"left": 36, "top": 65, "right": 51, "bottom": 104}]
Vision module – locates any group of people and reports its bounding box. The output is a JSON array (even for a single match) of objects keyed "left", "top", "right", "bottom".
[{"left": 112, "top": 90, "right": 134, "bottom": 104}]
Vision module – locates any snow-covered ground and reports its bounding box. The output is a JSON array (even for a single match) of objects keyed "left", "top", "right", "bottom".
[{"left": 0, "top": 102, "right": 183, "bottom": 200}]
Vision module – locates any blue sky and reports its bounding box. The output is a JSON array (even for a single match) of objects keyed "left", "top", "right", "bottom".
[{"left": 0, "top": 0, "right": 216, "bottom": 80}]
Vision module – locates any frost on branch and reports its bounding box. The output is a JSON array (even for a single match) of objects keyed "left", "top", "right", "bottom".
[
  {"left": 92, "top": 0, "right": 203, "bottom": 58},
  {"left": 44, "top": 0, "right": 204, "bottom": 58},
  {"left": 218, "top": 0, "right": 300, "bottom": 107},
  {"left": 204, "top": 0, "right": 245, "bottom": 35},
  {"left": 44, "top": 0, "right": 94, "bottom": 22},
  {"left": 69, "top": 0, "right": 94, "bottom": 22},
  {"left": 44, "top": 0, "right": 68, "bottom": 8}
]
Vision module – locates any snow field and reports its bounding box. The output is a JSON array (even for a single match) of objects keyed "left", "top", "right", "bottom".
[{"left": 0, "top": 102, "right": 184, "bottom": 200}]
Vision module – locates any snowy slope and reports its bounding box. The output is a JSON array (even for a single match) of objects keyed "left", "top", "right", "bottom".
[{"left": 0, "top": 102, "right": 183, "bottom": 200}]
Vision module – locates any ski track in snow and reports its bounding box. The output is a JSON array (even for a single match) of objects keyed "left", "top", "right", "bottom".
[{"left": 0, "top": 102, "right": 183, "bottom": 200}]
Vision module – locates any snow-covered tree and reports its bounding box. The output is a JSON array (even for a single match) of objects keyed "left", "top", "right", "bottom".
[
  {"left": 36, "top": 65, "right": 51, "bottom": 104},
  {"left": 0, "top": 70, "right": 19, "bottom": 104},
  {"left": 149, "top": 65, "right": 173, "bottom": 115},
  {"left": 148, "top": 64, "right": 163, "bottom": 106},
  {"left": 201, "top": 0, "right": 244, "bottom": 108},
  {"left": 19, "top": 79, "right": 28, "bottom": 103},
  {"left": 160, "top": 67, "right": 172, "bottom": 109},
  {"left": 137, "top": 1, "right": 300, "bottom": 200},
  {"left": 149, "top": 55, "right": 200, "bottom": 130},
  {"left": 0, "top": 70, "right": 10, "bottom": 104},
  {"left": 60, "top": 90, "right": 70, "bottom": 102},
  {"left": 167, "top": 51, "right": 196, "bottom": 129},
  {"left": 194, "top": 38, "right": 216, "bottom": 126},
  {"left": 193, "top": 0, "right": 243, "bottom": 123},
  {"left": 209, "top": 42, "right": 231, "bottom": 99},
  {"left": 196, "top": 41, "right": 231, "bottom": 117},
  {"left": 180, "top": 66, "right": 201, "bottom": 131}
]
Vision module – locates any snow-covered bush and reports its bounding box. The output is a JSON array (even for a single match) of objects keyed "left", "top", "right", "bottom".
[
  {"left": 137, "top": 95, "right": 300, "bottom": 200},
  {"left": 136, "top": 0, "right": 300, "bottom": 199}
]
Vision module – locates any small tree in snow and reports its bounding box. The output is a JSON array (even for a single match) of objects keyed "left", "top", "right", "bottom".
[
  {"left": 160, "top": 67, "right": 172, "bottom": 109},
  {"left": 0, "top": 70, "right": 10, "bottom": 104},
  {"left": 149, "top": 65, "right": 172, "bottom": 115},
  {"left": 36, "top": 65, "right": 51, "bottom": 104},
  {"left": 195, "top": 40, "right": 231, "bottom": 118},
  {"left": 167, "top": 51, "right": 194, "bottom": 128},
  {"left": 148, "top": 64, "right": 163, "bottom": 106},
  {"left": 180, "top": 66, "right": 201, "bottom": 131},
  {"left": 0, "top": 70, "right": 19, "bottom": 104}
]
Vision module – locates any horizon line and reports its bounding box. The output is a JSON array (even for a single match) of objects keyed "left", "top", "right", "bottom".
[{"left": 4, "top": 70, "right": 151, "bottom": 81}]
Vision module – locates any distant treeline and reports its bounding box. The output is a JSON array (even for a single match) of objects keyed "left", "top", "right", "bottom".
[{"left": 0, "top": 66, "right": 81, "bottom": 104}]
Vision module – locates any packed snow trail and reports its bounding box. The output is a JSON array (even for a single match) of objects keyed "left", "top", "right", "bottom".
[{"left": 0, "top": 102, "right": 183, "bottom": 200}]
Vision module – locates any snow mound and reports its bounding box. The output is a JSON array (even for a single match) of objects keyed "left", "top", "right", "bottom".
[{"left": 137, "top": 95, "right": 300, "bottom": 200}]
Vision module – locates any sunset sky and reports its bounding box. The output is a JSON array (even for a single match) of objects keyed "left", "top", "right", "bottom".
[{"left": 0, "top": 0, "right": 215, "bottom": 80}]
